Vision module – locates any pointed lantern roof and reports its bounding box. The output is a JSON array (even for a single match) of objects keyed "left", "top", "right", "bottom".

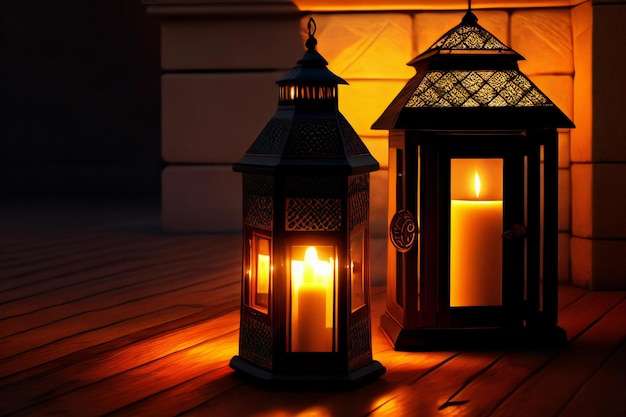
[
  {"left": 372, "top": 10, "right": 574, "bottom": 131},
  {"left": 234, "top": 18, "right": 379, "bottom": 176}
]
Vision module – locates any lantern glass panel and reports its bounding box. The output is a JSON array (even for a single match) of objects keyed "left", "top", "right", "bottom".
[
  {"left": 290, "top": 245, "right": 337, "bottom": 352},
  {"left": 350, "top": 232, "right": 365, "bottom": 313},
  {"left": 248, "top": 233, "right": 270, "bottom": 312},
  {"left": 450, "top": 158, "right": 503, "bottom": 307}
]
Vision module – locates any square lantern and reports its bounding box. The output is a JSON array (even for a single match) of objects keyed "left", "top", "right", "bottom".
[
  {"left": 230, "top": 19, "right": 385, "bottom": 386},
  {"left": 372, "top": 9, "right": 574, "bottom": 350}
]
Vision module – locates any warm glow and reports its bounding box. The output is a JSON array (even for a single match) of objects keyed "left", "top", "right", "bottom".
[
  {"left": 291, "top": 246, "right": 334, "bottom": 352},
  {"left": 450, "top": 162, "right": 503, "bottom": 307},
  {"left": 257, "top": 254, "right": 270, "bottom": 295},
  {"left": 474, "top": 170, "right": 481, "bottom": 199}
]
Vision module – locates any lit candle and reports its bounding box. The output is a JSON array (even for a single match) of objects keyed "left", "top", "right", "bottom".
[
  {"left": 291, "top": 247, "right": 333, "bottom": 352},
  {"left": 450, "top": 171, "right": 503, "bottom": 306},
  {"left": 257, "top": 254, "right": 270, "bottom": 295}
]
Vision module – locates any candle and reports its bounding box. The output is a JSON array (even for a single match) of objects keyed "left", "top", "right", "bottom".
[
  {"left": 291, "top": 247, "right": 333, "bottom": 352},
  {"left": 257, "top": 254, "right": 270, "bottom": 295},
  {"left": 450, "top": 171, "right": 502, "bottom": 307}
]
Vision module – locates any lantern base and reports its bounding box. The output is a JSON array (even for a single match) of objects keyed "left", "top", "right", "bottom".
[
  {"left": 381, "top": 313, "right": 567, "bottom": 351},
  {"left": 229, "top": 356, "right": 386, "bottom": 389}
]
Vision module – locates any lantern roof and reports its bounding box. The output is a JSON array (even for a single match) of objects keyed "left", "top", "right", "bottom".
[
  {"left": 277, "top": 23, "right": 348, "bottom": 86},
  {"left": 372, "top": 10, "right": 574, "bottom": 131},
  {"left": 234, "top": 18, "right": 379, "bottom": 176}
]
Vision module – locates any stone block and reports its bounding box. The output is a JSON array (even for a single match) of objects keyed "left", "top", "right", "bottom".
[
  {"left": 570, "top": 236, "right": 592, "bottom": 288},
  {"left": 162, "top": 72, "right": 281, "bottom": 164},
  {"left": 162, "top": 165, "right": 242, "bottom": 232},
  {"left": 558, "top": 232, "right": 570, "bottom": 283},
  {"left": 571, "top": 163, "right": 592, "bottom": 238},
  {"left": 511, "top": 9, "right": 573, "bottom": 76},
  {"left": 558, "top": 168, "right": 570, "bottom": 232},
  {"left": 571, "top": 237, "right": 626, "bottom": 290},
  {"left": 558, "top": 130, "right": 570, "bottom": 169},
  {"left": 413, "top": 10, "right": 509, "bottom": 57},
  {"left": 570, "top": 1, "right": 592, "bottom": 163},
  {"left": 587, "top": 239, "right": 626, "bottom": 290},
  {"left": 339, "top": 79, "right": 410, "bottom": 137},
  {"left": 370, "top": 169, "right": 389, "bottom": 239},
  {"left": 592, "top": 4, "right": 626, "bottom": 162},
  {"left": 592, "top": 163, "right": 626, "bottom": 238},
  {"left": 160, "top": 15, "right": 303, "bottom": 71},
  {"left": 305, "top": 13, "right": 415, "bottom": 80},
  {"left": 529, "top": 74, "right": 573, "bottom": 122}
]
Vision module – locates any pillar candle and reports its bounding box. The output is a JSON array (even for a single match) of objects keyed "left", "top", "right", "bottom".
[{"left": 450, "top": 172, "right": 503, "bottom": 307}]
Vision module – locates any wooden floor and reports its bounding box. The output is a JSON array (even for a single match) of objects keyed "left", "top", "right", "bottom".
[{"left": 1, "top": 200, "right": 625, "bottom": 417}]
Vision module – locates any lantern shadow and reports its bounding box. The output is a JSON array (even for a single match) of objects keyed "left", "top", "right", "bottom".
[{"left": 197, "top": 370, "right": 398, "bottom": 416}]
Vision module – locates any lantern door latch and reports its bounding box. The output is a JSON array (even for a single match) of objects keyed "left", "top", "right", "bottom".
[{"left": 503, "top": 224, "right": 526, "bottom": 240}]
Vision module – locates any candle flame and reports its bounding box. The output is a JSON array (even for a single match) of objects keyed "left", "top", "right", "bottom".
[
  {"left": 474, "top": 171, "right": 481, "bottom": 199},
  {"left": 304, "top": 246, "right": 318, "bottom": 263}
]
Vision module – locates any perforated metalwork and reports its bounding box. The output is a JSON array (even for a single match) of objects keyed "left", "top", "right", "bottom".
[
  {"left": 339, "top": 114, "right": 370, "bottom": 157},
  {"left": 246, "top": 118, "right": 290, "bottom": 156},
  {"left": 349, "top": 315, "right": 372, "bottom": 371},
  {"left": 286, "top": 198, "right": 342, "bottom": 231},
  {"left": 349, "top": 175, "right": 369, "bottom": 230},
  {"left": 430, "top": 21, "right": 509, "bottom": 51},
  {"left": 244, "top": 195, "right": 273, "bottom": 230},
  {"left": 243, "top": 174, "right": 273, "bottom": 196},
  {"left": 405, "top": 70, "right": 552, "bottom": 108},
  {"left": 283, "top": 119, "right": 344, "bottom": 158},
  {"left": 240, "top": 312, "right": 272, "bottom": 369},
  {"left": 243, "top": 174, "right": 273, "bottom": 230}
]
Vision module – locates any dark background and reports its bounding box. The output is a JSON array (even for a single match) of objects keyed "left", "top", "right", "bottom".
[{"left": 1, "top": 0, "right": 161, "bottom": 199}]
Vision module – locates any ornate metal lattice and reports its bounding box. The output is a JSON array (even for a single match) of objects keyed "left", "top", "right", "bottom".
[
  {"left": 243, "top": 174, "right": 273, "bottom": 230},
  {"left": 244, "top": 194, "right": 273, "bottom": 230},
  {"left": 429, "top": 20, "right": 509, "bottom": 51},
  {"left": 405, "top": 70, "right": 552, "bottom": 109},
  {"left": 348, "top": 315, "right": 372, "bottom": 371},
  {"left": 246, "top": 118, "right": 290, "bottom": 156},
  {"left": 339, "top": 114, "right": 370, "bottom": 157},
  {"left": 243, "top": 174, "right": 273, "bottom": 196},
  {"left": 349, "top": 175, "right": 369, "bottom": 230},
  {"left": 286, "top": 198, "right": 342, "bottom": 231},
  {"left": 240, "top": 310, "right": 272, "bottom": 369},
  {"left": 283, "top": 119, "right": 344, "bottom": 157}
]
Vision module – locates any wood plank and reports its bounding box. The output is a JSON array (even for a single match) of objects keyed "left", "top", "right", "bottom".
[
  {"left": 0, "top": 250, "right": 239, "bottom": 337},
  {"left": 8, "top": 327, "right": 240, "bottom": 417},
  {"left": 414, "top": 290, "right": 625, "bottom": 417},
  {"left": 489, "top": 295, "right": 626, "bottom": 417},
  {"left": 559, "top": 339, "right": 626, "bottom": 417},
  {"left": 0, "top": 309, "right": 241, "bottom": 415},
  {"left": 0, "top": 235, "right": 240, "bottom": 317}
]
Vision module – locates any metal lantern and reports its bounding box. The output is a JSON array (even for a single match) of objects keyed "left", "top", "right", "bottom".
[
  {"left": 230, "top": 18, "right": 385, "bottom": 386},
  {"left": 372, "top": 8, "right": 574, "bottom": 350}
]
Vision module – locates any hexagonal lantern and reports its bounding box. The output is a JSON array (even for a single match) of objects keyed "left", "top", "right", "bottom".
[
  {"left": 373, "top": 8, "right": 574, "bottom": 350},
  {"left": 230, "top": 18, "right": 385, "bottom": 386}
]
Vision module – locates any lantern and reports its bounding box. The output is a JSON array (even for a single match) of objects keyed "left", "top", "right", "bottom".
[
  {"left": 372, "top": 8, "right": 574, "bottom": 350},
  {"left": 230, "top": 18, "right": 385, "bottom": 386}
]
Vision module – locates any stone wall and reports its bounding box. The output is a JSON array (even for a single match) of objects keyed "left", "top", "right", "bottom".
[{"left": 147, "top": 0, "right": 625, "bottom": 289}]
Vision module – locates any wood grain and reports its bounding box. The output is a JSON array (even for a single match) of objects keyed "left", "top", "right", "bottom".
[{"left": 1, "top": 214, "right": 624, "bottom": 417}]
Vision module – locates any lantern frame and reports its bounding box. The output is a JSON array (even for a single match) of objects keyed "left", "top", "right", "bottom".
[
  {"left": 373, "top": 9, "right": 573, "bottom": 350},
  {"left": 230, "top": 19, "right": 385, "bottom": 386}
]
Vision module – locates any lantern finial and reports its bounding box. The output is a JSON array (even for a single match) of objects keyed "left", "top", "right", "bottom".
[{"left": 305, "top": 17, "right": 317, "bottom": 51}]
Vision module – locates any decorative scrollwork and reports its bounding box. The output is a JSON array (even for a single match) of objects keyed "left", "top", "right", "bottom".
[{"left": 389, "top": 210, "right": 418, "bottom": 252}]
